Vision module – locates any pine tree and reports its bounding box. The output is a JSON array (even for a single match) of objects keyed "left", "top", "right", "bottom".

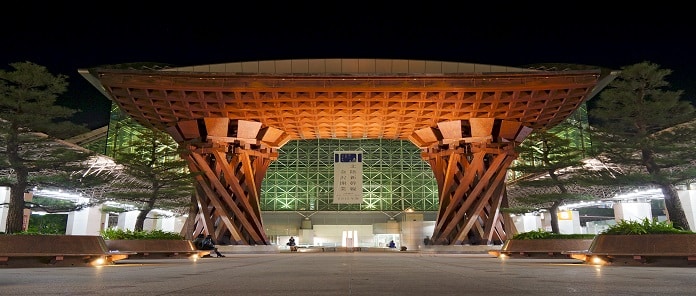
[
  {"left": 105, "top": 118, "right": 195, "bottom": 231},
  {"left": 0, "top": 61, "right": 93, "bottom": 233},
  {"left": 508, "top": 121, "right": 596, "bottom": 233},
  {"left": 590, "top": 61, "right": 696, "bottom": 230}
]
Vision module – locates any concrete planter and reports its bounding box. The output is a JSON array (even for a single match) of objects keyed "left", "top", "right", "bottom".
[
  {"left": 493, "top": 238, "right": 594, "bottom": 259},
  {"left": 105, "top": 239, "right": 206, "bottom": 259},
  {"left": 584, "top": 234, "right": 696, "bottom": 266},
  {"left": 0, "top": 234, "right": 115, "bottom": 267}
]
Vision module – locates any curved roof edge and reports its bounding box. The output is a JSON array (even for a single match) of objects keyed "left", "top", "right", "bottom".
[{"left": 161, "top": 58, "right": 538, "bottom": 75}]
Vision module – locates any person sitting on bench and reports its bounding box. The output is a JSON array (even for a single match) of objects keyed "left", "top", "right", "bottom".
[
  {"left": 194, "top": 234, "right": 225, "bottom": 257},
  {"left": 286, "top": 236, "right": 297, "bottom": 252}
]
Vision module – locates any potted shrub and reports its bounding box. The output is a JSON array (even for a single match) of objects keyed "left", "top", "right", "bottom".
[
  {"left": 585, "top": 218, "right": 696, "bottom": 266},
  {"left": 493, "top": 229, "right": 596, "bottom": 259},
  {"left": 101, "top": 229, "right": 205, "bottom": 259}
]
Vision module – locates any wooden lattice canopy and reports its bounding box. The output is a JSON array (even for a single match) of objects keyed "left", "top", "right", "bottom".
[{"left": 82, "top": 59, "right": 601, "bottom": 147}]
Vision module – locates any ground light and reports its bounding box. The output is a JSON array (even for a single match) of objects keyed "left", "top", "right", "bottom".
[
  {"left": 90, "top": 257, "right": 107, "bottom": 266},
  {"left": 590, "top": 256, "right": 607, "bottom": 265}
]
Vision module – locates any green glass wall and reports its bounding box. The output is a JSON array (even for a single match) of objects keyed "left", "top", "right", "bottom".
[{"left": 261, "top": 139, "right": 438, "bottom": 212}]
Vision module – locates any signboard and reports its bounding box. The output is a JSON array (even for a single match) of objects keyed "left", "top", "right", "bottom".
[{"left": 333, "top": 151, "right": 363, "bottom": 204}]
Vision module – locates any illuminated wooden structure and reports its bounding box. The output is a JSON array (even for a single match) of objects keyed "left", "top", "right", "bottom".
[{"left": 82, "top": 59, "right": 601, "bottom": 245}]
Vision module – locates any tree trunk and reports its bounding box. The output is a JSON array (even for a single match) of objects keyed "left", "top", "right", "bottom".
[
  {"left": 134, "top": 208, "right": 151, "bottom": 231},
  {"left": 549, "top": 203, "right": 560, "bottom": 234},
  {"left": 5, "top": 127, "right": 29, "bottom": 234},
  {"left": 134, "top": 196, "right": 157, "bottom": 231},
  {"left": 5, "top": 183, "right": 27, "bottom": 234},
  {"left": 661, "top": 183, "right": 691, "bottom": 231}
]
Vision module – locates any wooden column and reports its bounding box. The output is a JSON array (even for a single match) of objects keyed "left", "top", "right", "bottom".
[
  {"left": 167, "top": 118, "right": 290, "bottom": 245},
  {"left": 409, "top": 119, "right": 533, "bottom": 245}
]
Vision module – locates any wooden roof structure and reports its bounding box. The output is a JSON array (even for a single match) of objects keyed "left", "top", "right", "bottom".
[
  {"left": 80, "top": 59, "right": 607, "bottom": 245},
  {"left": 81, "top": 59, "right": 601, "bottom": 148}
]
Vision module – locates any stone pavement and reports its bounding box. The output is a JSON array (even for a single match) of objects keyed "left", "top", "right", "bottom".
[{"left": 1, "top": 252, "right": 694, "bottom": 295}]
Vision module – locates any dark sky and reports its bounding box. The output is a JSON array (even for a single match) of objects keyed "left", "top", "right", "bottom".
[{"left": 3, "top": 4, "right": 695, "bottom": 129}]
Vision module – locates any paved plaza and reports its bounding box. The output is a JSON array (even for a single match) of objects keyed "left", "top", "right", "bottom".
[{"left": 1, "top": 251, "right": 695, "bottom": 295}]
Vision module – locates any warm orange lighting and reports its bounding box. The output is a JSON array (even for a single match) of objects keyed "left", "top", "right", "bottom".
[
  {"left": 591, "top": 256, "right": 605, "bottom": 265},
  {"left": 91, "top": 257, "right": 106, "bottom": 266},
  {"left": 558, "top": 210, "right": 573, "bottom": 220}
]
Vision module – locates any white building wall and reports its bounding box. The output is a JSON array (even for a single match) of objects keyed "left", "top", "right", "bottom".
[
  {"left": 614, "top": 202, "right": 652, "bottom": 222},
  {"left": 311, "top": 224, "right": 375, "bottom": 247}
]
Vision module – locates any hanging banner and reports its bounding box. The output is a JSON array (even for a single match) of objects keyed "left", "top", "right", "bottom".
[{"left": 333, "top": 151, "right": 363, "bottom": 204}]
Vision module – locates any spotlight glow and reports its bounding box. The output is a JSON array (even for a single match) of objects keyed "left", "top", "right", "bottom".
[{"left": 591, "top": 256, "right": 605, "bottom": 265}]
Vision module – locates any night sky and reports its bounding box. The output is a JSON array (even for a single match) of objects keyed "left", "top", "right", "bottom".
[{"left": 3, "top": 4, "right": 695, "bottom": 130}]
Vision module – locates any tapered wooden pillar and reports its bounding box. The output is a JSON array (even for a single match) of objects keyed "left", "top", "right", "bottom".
[
  {"left": 409, "top": 119, "right": 533, "bottom": 245},
  {"left": 167, "top": 118, "right": 290, "bottom": 245}
]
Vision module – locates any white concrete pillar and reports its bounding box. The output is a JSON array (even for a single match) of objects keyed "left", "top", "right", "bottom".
[
  {"left": 541, "top": 212, "right": 553, "bottom": 232},
  {"left": 512, "top": 213, "right": 543, "bottom": 233},
  {"left": 66, "top": 204, "right": 104, "bottom": 235},
  {"left": 678, "top": 189, "right": 696, "bottom": 231},
  {"left": 117, "top": 210, "right": 140, "bottom": 230},
  {"left": 157, "top": 215, "right": 176, "bottom": 232},
  {"left": 299, "top": 228, "right": 314, "bottom": 245},
  {"left": 557, "top": 210, "right": 582, "bottom": 234},
  {"left": 140, "top": 211, "right": 186, "bottom": 233},
  {"left": 400, "top": 213, "right": 424, "bottom": 250},
  {"left": 143, "top": 212, "right": 157, "bottom": 231},
  {"left": 614, "top": 202, "right": 652, "bottom": 222},
  {"left": 0, "top": 187, "right": 10, "bottom": 233}
]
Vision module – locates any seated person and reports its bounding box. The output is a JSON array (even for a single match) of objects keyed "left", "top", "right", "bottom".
[
  {"left": 286, "top": 236, "right": 297, "bottom": 251},
  {"left": 194, "top": 234, "right": 225, "bottom": 257}
]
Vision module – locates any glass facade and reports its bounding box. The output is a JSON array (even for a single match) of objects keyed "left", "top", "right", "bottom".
[{"left": 261, "top": 139, "right": 438, "bottom": 212}]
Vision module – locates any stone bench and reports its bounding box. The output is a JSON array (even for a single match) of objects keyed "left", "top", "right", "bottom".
[
  {"left": 0, "top": 235, "right": 123, "bottom": 267},
  {"left": 105, "top": 239, "right": 209, "bottom": 259}
]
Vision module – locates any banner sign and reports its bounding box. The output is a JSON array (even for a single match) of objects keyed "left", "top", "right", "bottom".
[{"left": 333, "top": 151, "right": 363, "bottom": 204}]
